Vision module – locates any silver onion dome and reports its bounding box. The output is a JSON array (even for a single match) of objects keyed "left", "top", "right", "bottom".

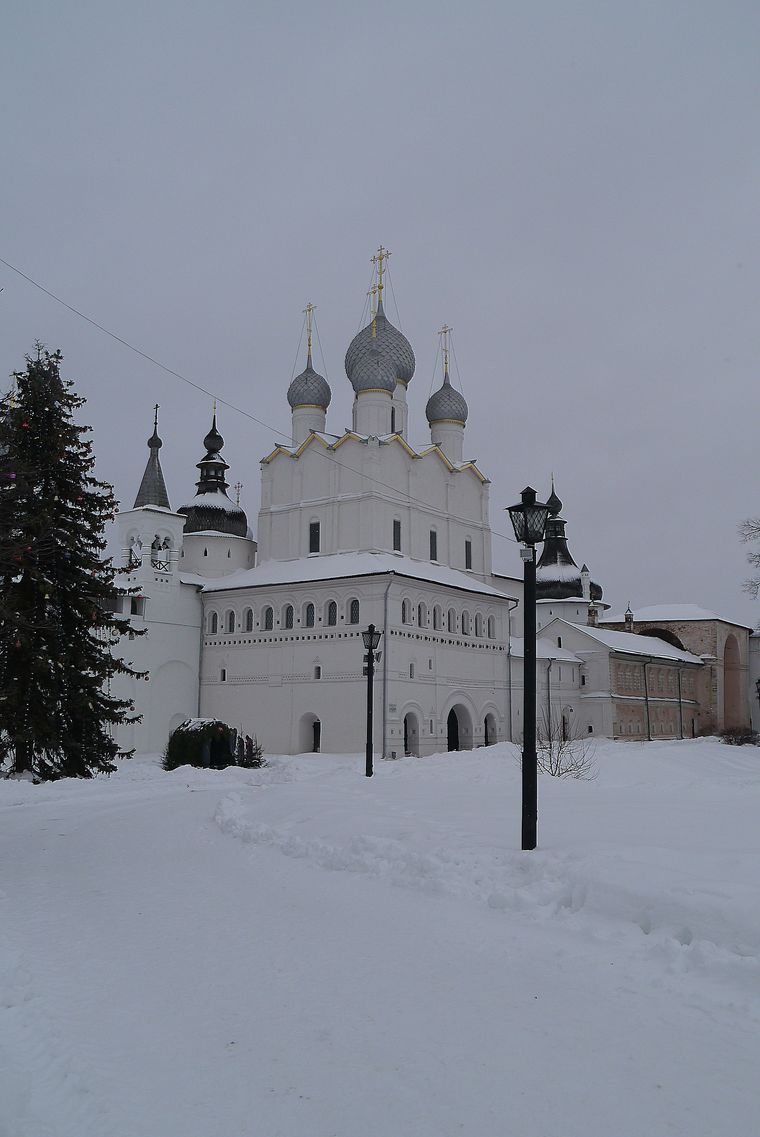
[
  {"left": 349, "top": 344, "right": 397, "bottom": 394},
  {"left": 425, "top": 369, "right": 468, "bottom": 424},
  {"left": 345, "top": 299, "right": 415, "bottom": 391},
  {"left": 287, "top": 351, "right": 331, "bottom": 409}
]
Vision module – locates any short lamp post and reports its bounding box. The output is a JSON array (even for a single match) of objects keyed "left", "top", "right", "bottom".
[
  {"left": 507, "top": 486, "right": 551, "bottom": 851},
  {"left": 362, "top": 624, "right": 383, "bottom": 778}
]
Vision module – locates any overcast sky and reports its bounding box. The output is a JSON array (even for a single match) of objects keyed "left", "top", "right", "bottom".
[{"left": 2, "top": 0, "right": 759, "bottom": 625}]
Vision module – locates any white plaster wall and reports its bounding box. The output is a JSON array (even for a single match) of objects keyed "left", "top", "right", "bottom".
[
  {"left": 180, "top": 532, "right": 256, "bottom": 577},
  {"left": 198, "top": 573, "right": 512, "bottom": 757}
]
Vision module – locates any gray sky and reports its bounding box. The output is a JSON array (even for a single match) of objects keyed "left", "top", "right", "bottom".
[{"left": 2, "top": 0, "right": 759, "bottom": 625}]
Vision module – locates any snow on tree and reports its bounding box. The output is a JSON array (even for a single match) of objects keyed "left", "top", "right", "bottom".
[{"left": 0, "top": 346, "right": 144, "bottom": 780}]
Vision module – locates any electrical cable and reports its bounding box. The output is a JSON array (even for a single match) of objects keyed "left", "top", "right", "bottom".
[{"left": 0, "top": 254, "right": 519, "bottom": 550}]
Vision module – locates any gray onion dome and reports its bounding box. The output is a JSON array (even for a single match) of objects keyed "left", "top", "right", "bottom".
[
  {"left": 349, "top": 344, "right": 397, "bottom": 394},
  {"left": 425, "top": 368, "right": 468, "bottom": 424},
  {"left": 287, "top": 350, "right": 331, "bottom": 409},
  {"left": 345, "top": 299, "right": 415, "bottom": 391}
]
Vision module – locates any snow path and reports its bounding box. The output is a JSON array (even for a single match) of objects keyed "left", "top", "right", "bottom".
[{"left": 1, "top": 741, "right": 759, "bottom": 1136}]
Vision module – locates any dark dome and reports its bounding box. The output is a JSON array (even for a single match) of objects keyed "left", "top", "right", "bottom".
[
  {"left": 287, "top": 354, "right": 331, "bottom": 409},
  {"left": 425, "top": 370, "right": 468, "bottom": 424}
]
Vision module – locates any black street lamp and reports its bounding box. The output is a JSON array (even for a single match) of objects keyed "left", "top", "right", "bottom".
[
  {"left": 362, "top": 624, "right": 383, "bottom": 777},
  {"left": 507, "top": 486, "right": 550, "bottom": 850}
]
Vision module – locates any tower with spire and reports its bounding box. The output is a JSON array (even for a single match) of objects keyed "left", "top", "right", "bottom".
[
  {"left": 178, "top": 408, "right": 256, "bottom": 577},
  {"left": 534, "top": 481, "right": 608, "bottom": 629}
]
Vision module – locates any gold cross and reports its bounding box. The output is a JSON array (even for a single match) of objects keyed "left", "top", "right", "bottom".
[
  {"left": 153, "top": 403, "right": 160, "bottom": 429},
  {"left": 371, "top": 245, "right": 391, "bottom": 298},
  {"left": 438, "top": 324, "right": 453, "bottom": 373},
  {"left": 234, "top": 481, "right": 243, "bottom": 506},
  {"left": 303, "top": 302, "right": 316, "bottom": 355}
]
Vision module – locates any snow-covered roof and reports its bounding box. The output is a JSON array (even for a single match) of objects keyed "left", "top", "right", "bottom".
[
  {"left": 549, "top": 620, "right": 703, "bottom": 664},
  {"left": 510, "top": 636, "right": 581, "bottom": 663},
  {"left": 601, "top": 604, "right": 751, "bottom": 629},
  {"left": 536, "top": 562, "right": 581, "bottom": 584},
  {"left": 202, "top": 552, "right": 514, "bottom": 599}
]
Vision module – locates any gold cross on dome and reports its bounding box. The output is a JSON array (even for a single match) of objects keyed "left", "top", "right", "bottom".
[
  {"left": 153, "top": 403, "right": 160, "bottom": 429},
  {"left": 371, "top": 245, "right": 391, "bottom": 298},
  {"left": 438, "top": 323, "right": 453, "bottom": 372},
  {"left": 303, "top": 302, "right": 316, "bottom": 355}
]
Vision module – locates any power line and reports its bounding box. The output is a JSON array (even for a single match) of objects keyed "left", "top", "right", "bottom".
[{"left": 0, "top": 254, "right": 519, "bottom": 551}]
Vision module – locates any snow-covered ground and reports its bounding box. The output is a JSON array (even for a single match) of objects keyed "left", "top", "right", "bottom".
[{"left": 1, "top": 739, "right": 758, "bottom": 1137}]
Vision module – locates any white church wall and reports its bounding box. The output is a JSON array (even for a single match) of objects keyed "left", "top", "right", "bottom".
[{"left": 180, "top": 531, "right": 256, "bottom": 577}]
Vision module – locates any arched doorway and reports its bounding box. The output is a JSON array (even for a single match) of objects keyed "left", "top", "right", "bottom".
[
  {"left": 403, "top": 712, "right": 419, "bottom": 756},
  {"left": 447, "top": 709, "right": 459, "bottom": 751},
  {"left": 484, "top": 713, "right": 496, "bottom": 746},
  {"left": 724, "top": 634, "right": 741, "bottom": 728},
  {"left": 447, "top": 704, "right": 473, "bottom": 752},
  {"left": 298, "top": 713, "right": 322, "bottom": 753}
]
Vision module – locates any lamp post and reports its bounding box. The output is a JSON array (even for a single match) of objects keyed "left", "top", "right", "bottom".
[
  {"left": 507, "top": 487, "right": 550, "bottom": 850},
  {"left": 362, "top": 624, "right": 383, "bottom": 777}
]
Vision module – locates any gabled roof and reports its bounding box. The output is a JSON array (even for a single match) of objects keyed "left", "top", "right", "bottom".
[
  {"left": 543, "top": 618, "right": 703, "bottom": 664},
  {"left": 601, "top": 604, "right": 752, "bottom": 630},
  {"left": 202, "top": 551, "right": 513, "bottom": 599},
  {"left": 261, "top": 430, "right": 489, "bottom": 483},
  {"left": 510, "top": 636, "right": 581, "bottom": 663}
]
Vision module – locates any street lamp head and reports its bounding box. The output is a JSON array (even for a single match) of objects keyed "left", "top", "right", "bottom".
[
  {"left": 362, "top": 624, "right": 382, "bottom": 651},
  {"left": 506, "top": 486, "right": 550, "bottom": 546}
]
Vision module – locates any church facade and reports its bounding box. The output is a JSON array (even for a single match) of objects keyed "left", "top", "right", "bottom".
[{"left": 110, "top": 254, "right": 753, "bottom": 756}]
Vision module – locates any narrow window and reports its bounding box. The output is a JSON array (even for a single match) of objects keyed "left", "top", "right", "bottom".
[
  {"left": 417, "top": 603, "right": 426, "bottom": 627},
  {"left": 326, "top": 600, "right": 337, "bottom": 626},
  {"left": 557, "top": 636, "right": 562, "bottom": 648},
  {"left": 284, "top": 605, "right": 294, "bottom": 630},
  {"left": 304, "top": 602, "right": 315, "bottom": 628},
  {"left": 264, "top": 606, "right": 273, "bottom": 631},
  {"left": 402, "top": 599, "right": 411, "bottom": 624},
  {"left": 245, "top": 608, "right": 254, "bottom": 632},
  {"left": 581, "top": 674, "right": 586, "bottom": 687},
  {"left": 428, "top": 658, "right": 432, "bottom": 670},
  {"left": 433, "top": 606, "right": 441, "bottom": 631},
  {"left": 227, "top": 549, "right": 231, "bottom": 558},
  {"left": 487, "top": 615, "right": 495, "bottom": 639},
  {"left": 393, "top": 519, "right": 401, "bottom": 552},
  {"left": 391, "top": 407, "right": 396, "bottom": 433},
  {"left": 429, "top": 529, "right": 437, "bottom": 561},
  {"left": 410, "top": 663, "right": 415, "bottom": 678},
  {"left": 462, "top": 611, "right": 470, "bottom": 635},
  {"left": 220, "top": 668, "right": 227, "bottom": 683},
  {"left": 314, "top": 665, "right": 322, "bottom": 680},
  {"left": 475, "top": 613, "right": 483, "bottom": 637},
  {"left": 208, "top": 611, "right": 218, "bottom": 634},
  {"left": 203, "top": 548, "right": 208, "bottom": 557},
  {"left": 348, "top": 598, "right": 360, "bottom": 624},
  {"left": 309, "top": 521, "right": 320, "bottom": 554},
  {"left": 448, "top": 608, "right": 456, "bottom": 633},
  {"left": 465, "top": 539, "right": 472, "bottom": 570},
  {"left": 226, "top": 611, "right": 235, "bottom": 633}
]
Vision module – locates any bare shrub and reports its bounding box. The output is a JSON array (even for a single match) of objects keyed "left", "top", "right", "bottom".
[{"left": 536, "top": 712, "right": 598, "bottom": 779}]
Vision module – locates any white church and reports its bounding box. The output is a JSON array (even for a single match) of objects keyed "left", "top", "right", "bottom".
[{"left": 111, "top": 251, "right": 755, "bottom": 757}]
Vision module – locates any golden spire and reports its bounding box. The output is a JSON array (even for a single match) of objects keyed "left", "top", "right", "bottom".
[
  {"left": 303, "top": 301, "right": 316, "bottom": 358},
  {"left": 439, "top": 323, "right": 453, "bottom": 378},
  {"left": 371, "top": 245, "right": 391, "bottom": 302}
]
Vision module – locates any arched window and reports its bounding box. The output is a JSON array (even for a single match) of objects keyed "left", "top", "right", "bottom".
[
  {"left": 208, "top": 611, "right": 218, "bottom": 634},
  {"left": 448, "top": 608, "right": 456, "bottom": 633},
  {"left": 417, "top": 602, "right": 427, "bottom": 627},
  {"left": 475, "top": 613, "right": 483, "bottom": 637},
  {"left": 304, "top": 602, "right": 315, "bottom": 628},
  {"left": 244, "top": 608, "right": 254, "bottom": 632},
  {"left": 263, "top": 606, "right": 273, "bottom": 631},
  {"left": 433, "top": 606, "right": 442, "bottom": 631},
  {"left": 487, "top": 615, "right": 495, "bottom": 639},
  {"left": 402, "top": 599, "right": 411, "bottom": 625},
  {"left": 326, "top": 600, "right": 337, "bottom": 626},
  {"left": 462, "top": 610, "right": 471, "bottom": 635},
  {"left": 225, "top": 610, "right": 235, "bottom": 634},
  {"left": 284, "top": 604, "right": 294, "bottom": 630},
  {"left": 348, "top": 598, "right": 360, "bottom": 624}
]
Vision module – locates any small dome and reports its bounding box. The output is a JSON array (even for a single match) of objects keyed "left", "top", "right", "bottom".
[
  {"left": 426, "top": 370, "right": 468, "bottom": 424},
  {"left": 345, "top": 299, "right": 415, "bottom": 390},
  {"left": 546, "top": 486, "right": 562, "bottom": 516},
  {"left": 287, "top": 354, "right": 331, "bottom": 409},
  {"left": 203, "top": 418, "right": 224, "bottom": 455},
  {"left": 350, "top": 345, "right": 397, "bottom": 394}
]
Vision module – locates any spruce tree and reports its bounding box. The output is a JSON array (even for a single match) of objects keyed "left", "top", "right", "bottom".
[{"left": 0, "top": 346, "right": 143, "bottom": 780}]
